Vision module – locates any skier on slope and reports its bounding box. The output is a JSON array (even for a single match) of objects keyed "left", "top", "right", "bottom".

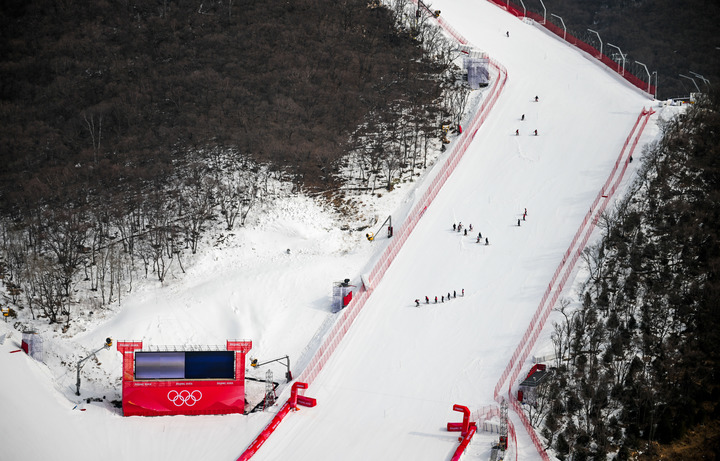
[
  {"left": 518, "top": 219, "right": 521, "bottom": 227},
  {"left": 535, "top": 96, "right": 539, "bottom": 102},
  {"left": 426, "top": 296, "right": 429, "bottom": 304},
  {"left": 534, "top": 129, "right": 538, "bottom": 136},
  {"left": 415, "top": 299, "right": 420, "bottom": 307},
  {"left": 521, "top": 114, "right": 525, "bottom": 121},
  {"left": 515, "top": 129, "right": 519, "bottom": 136},
  {"left": 485, "top": 237, "right": 489, "bottom": 245}
]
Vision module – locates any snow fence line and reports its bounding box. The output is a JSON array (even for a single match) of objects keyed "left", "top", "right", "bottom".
[
  {"left": 295, "top": 67, "right": 507, "bottom": 383},
  {"left": 485, "top": 0, "right": 655, "bottom": 98},
  {"left": 492, "top": 108, "right": 655, "bottom": 459},
  {"left": 236, "top": 18, "right": 508, "bottom": 461}
]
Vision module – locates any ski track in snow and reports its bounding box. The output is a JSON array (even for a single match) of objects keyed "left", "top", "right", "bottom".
[{"left": 0, "top": 1, "right": 679, "bottom": 460}]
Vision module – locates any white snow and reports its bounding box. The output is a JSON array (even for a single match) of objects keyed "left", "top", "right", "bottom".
[{"left": 0, "top": 1, "right": 674, "bottom": 460}]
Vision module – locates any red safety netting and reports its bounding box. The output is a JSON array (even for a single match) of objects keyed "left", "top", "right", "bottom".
[
  {"left": 485, "top": 0, "right": 655, "bottom": 96},
  {"left": 296, "top": 57, "right": 508, "bottom": 386},
  {"left": 237, "top": 8, "right": 509, "bottom": 460},
  {"left": 492, "top": 108, "right": 655, "bottom": 458}
]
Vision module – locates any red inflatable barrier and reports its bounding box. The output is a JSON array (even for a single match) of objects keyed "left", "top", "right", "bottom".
[
  {"left": 451, "top": 404, "right": 472, "bottom": 436},
  {"left": 450, "top": 425, "right": 476, "bottom": 461},
  {"left": 238, "top": 382, "right": 316, "bottom": 461},
  {"left": 296, "top": 395, "right": 317, "bottom": 408}
]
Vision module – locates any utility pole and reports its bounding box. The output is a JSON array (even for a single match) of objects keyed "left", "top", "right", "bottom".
[
  {"left": 251, "top": 355, "right": 292, "bottom": 382},
  {"left": 76, "top": 338, "right": 113, "bottom": 396},
  {"left": 551, "top": 14, "right": 566, "bottom": 40},
  {"left": 635, "top": 61, "right": 651, "bottom": 95},
  {"left": 538, "top": 0, "right": 546, "bottom": 24},
  {"left": 587, "top": 29, "right": 602, "bottom": 58},
  {"left": 679, "top": 74, "right": 701, "bottom": 93},
  {"left": 690, "top": 71, "right": 710, "bottom": 89},
  {"left": 607, "top": 43, "right": 626, "bottom": 76}
]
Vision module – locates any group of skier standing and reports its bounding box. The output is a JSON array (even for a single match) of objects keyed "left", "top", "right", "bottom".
[
  {"left": 452, "top": 221, "right": 488, "bottom": 244},
  {"left": 415, "top": 289, "right": 465, "bottom": 307}
]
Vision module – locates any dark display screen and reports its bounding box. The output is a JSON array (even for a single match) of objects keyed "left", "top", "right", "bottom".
[
  {"left": 185, "top": 351, "right": 235, "bottom": 379},
  {"left": 135, "top": 351, "right": 235, "bottom": 380},
  {"left": 135, "top": 352, "right": 185, "bottom": 379}
]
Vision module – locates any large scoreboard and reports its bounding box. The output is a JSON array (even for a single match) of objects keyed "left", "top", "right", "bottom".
[{"left": 117, "top": 340, "right": 252, "bottom": 416}]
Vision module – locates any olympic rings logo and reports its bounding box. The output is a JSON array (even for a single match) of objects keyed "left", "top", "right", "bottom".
[{"left": 168, "top": 389, "right": 202, "bottom": 407}]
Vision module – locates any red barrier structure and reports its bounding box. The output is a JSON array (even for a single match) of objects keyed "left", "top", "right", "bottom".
[
  {"left": 237, "top": 382, "right": 315, "bottom": 461},
  {"left": 117, "top": 339, "right": 252, "bottom": 417},
  {"left": 485, "top": 0, "right": 655, "bottom": 97},
  {"left": 447, "top": 404, "right": 474, "bottom": 436},
  {"left": 448, "top": 404, "right": 477, "bottom": 460},
  {"left": 451, "top": 425, "right": 477, "bottom": 461}
]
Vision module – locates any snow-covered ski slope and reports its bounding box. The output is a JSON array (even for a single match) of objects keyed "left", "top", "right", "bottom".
[
  {"left": 0, "top": 1, "right": 662, "bottom": 461},
  {"left": 247, "top": 2, "right": 655, "bottom": 460}
]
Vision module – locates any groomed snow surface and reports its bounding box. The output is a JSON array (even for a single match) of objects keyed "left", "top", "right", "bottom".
[{"left": 0, "top": 1, "right": 671, "bottom": 460}]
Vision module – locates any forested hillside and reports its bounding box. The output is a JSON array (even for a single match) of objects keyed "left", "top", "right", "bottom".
[
  {"left": 0, "top": 0, "right": 469, "bottom": 327},
  {"left": 0, "top": 0, "right": 459, "bottom": 212},
  {"left": 529, "top": 91, "right": 720, "bottom": 459}
]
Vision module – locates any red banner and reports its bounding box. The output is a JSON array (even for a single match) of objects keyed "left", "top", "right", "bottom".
[{"left": 122, "top": 380, "right": 245, "bottom": 416}]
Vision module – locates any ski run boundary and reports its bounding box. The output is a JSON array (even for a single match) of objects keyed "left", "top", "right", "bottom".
[
  {"left": 494, "top": 107, "right": 655, "bottom": 459},
  {"left": 236, "top": 4, "right": 655, "bottom": 459},
  {"left": 236, "top": 10, "right": 509, "bottom": 460}
]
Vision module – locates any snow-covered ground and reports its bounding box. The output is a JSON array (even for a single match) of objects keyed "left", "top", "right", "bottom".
[{"left": 0, "top": 1, "right": 676, "bottom": 460}]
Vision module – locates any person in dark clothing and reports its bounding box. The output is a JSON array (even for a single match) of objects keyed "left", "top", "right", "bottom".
[
  {"left": 535, "top": 96, "right": 539, "bottom": 102},
  {"left": 485, "top": 237, "right": 489, "bottom": 245},
  {"left": 453, "top": 223, "right": 456, "bottom": 231},
  {"left": 435, "top": 296, "right": 438, "bottom": 303},
  {"left": 415, "top": 299, "right": 420, "bottom": 307},
  {"left": 448, "top": 292, "right": 451, "bottom": 300},
  {"left": 426, "top": 296, "right": 429, "bottom": 304},
  {"left": 464, "top": 229, "right": 467, "bottom": 236},
  {"left": 441, "top": 296, "right": 444, "bottom": 303},
  {"left": 515, "top": 129, "right": 519, "bottom": 136},
  {"left": 453, "top": 290, "right": 456, "bottom": 298},
  {"left": 518, "top": 219, "right": 521, "bottom": 226},
  {"left": 521, "top": 114, "right": 525, "bottom": 121}
]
